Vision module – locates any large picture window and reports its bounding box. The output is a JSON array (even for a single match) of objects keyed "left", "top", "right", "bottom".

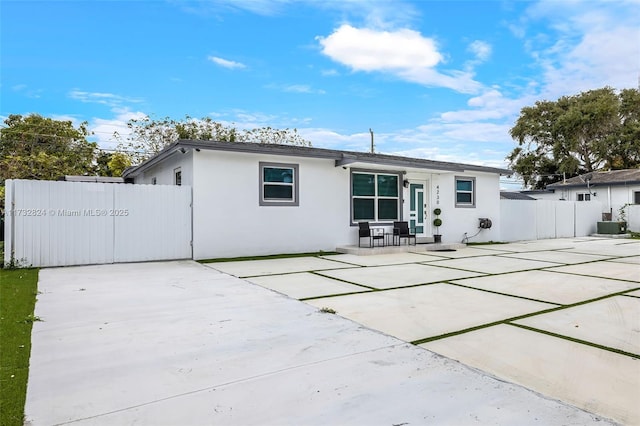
[
  {"left": 259, "top": 162, "right": 299, "bottom": 206},
  {"left": 455, "top": 176, "right": 475, "bottom": 207},
  {"left": 352, "top": 172, "right": 400, "bottom": 222}
]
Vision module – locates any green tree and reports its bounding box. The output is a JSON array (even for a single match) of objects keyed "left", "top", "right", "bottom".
[
  {"left": 107, "top": 152, "right": 132, "bottom": 176},
  {"left": 508, "top": 87, "right": 640, "bottom": 189},
  {"left": 0, "top": 114, "right": 98, "bottom": 181},
  {"left": 116, "top": 115, "right": 310, "bottom": 163}
]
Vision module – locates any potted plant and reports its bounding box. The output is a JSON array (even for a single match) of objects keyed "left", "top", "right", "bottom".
[{"left": 433, "top": 208, "right": 442, "bottom": 243}]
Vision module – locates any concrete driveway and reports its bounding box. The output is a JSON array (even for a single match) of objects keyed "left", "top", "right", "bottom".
[{"left": 25, "top": 238, "right": 638, "bottom": 425}]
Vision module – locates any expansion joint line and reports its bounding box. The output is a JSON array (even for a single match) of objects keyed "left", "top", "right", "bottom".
[{"left": 508, "top": 323, "right": 640, "bottom": 359}]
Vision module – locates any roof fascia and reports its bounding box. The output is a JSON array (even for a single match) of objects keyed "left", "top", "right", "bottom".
[
  {"left": 548, "top": 180, "right": 640, "bottom": 189},
  {"left": 125, "top": 140, "right": 513, "bottom": 178}
]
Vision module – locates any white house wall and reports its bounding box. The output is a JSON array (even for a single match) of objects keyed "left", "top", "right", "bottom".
[
  {"left": 429, "top": 172, "right": 502, "bottom": 243},
  {"left": 191, "top": 150, "right": 352, "bottom": 259},
  {"left": 138, "top": 150, "right": 194, "bottom": 186}
]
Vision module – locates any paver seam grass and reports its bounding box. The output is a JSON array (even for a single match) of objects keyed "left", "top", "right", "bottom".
[
  {"left": 312, "top": 270, "right": 489, "bottom": 294},
  {"left": 493, "top": 253, "right": 608, "bottom": 266},
  {"left": 444, "top": 281, "right": 564, "bottom": 306},
  {"left": 540, "top": 268, "right": 640, "bottom": 285},
  {"left": 237, "top": 265, "right": 365, "bottom": 279},
  {"left": 508, "top": 323, "right": 640, "bottom": 359},
  {"left": 198, "top": 251, "right": 340, "bottom": 263},
  {"left": 410, "top": 286, "right": 640, "bottom": 346},
  {"left": 418, "top": 261, "right": 561, "bottom": 276},
  {"left": 309, "top": 271, "right": 378, "bottom": 291},
  {"left": 0, "top": 268, "right": 39, "bottom": 426}
]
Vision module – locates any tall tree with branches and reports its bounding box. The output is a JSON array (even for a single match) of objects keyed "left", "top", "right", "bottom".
[
  {"left": 508, "top": 87, "right": 640, "bottom": 189},
  {"left": 116, "top": 115, "right": 311, "bottom": 164}
]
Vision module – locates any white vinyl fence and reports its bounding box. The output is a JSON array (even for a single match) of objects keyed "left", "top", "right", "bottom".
[
  {"left": 626, "top": 204, "right": 640, "bottom": 232},
  {"left": 500, "top": 199, "right": 602, "bottom": 242},
  {"left": 4, "top": 179, "right": 192, "bottom": 267}
]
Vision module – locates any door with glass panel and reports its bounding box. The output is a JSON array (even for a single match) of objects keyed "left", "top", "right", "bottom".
[{"left": 409, "top": 182, "right": 428, "bottom": 237}]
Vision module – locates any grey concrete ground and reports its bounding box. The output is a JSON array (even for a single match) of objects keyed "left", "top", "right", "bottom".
[{"left": 25, "top": 243, "right": 633, "bottom": 426}]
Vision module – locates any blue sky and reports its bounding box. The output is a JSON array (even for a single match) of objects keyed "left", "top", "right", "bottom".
[{"left": 1, "top": 0, "right": 639, "bottom": 189}]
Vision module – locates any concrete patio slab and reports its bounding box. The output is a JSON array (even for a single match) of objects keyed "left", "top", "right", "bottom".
[
  {"left": 477, "top": 240, "right": 576, "bottom": 253},
  {"left": 547, "top": 260, "right": 640, "bottom": 282},
  {"left": 204, "top": 256, "right": 356, "bottom": 278},
  {"left": 607, "top": 255, "right": 640, "bottom": 265},
  {"left": 430, "top": 255, "right": 559, "bottom": 274},
  {"left": 561, "top": 241, "right": 640, "bottom": 257},
  {"left": 451, "top": 270, "right": 638, "bottom": 305},
  {"left": 498, "top": 250, "right": 614, "bottom": 265},
  {"left": 319, "top": 252, "right": 445, "bottom": 266},
  {"left": 245, "top": 272, "right": 369, "bottom": 299},
  {"left": 68, "top": 344, "right": 611, "bottom": 426},
  {"left": 514, "top": 295, "right": 640, "bottom": 355},
  {"left": 422, "top": 324, "right": 640, "bottom": 425},
  {"left": 25, "top": 261, "right": 609, "bottom": 426},
  {"left": 316, "top": 263, "right": 484, "bottom": 289},
  {"left": 410, "top": 246, "right": 512, "bottom": 258},
  {"left": 305, "top": 283, "right": 553, "bottom": 342}
]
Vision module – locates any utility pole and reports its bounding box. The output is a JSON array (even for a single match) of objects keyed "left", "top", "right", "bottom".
[{"left": 369, "top": 128, "right": 374, "bottom": 153}]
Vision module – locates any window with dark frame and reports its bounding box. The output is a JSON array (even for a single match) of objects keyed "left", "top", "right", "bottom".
[
  {"left": 577, "top": 193, "right": 591, "bottom": 201},
  {"left": 259, "top": 162, "right": 299, "bottom": 206},
  {"left": 174, "top": 169, "right": 182, "bottom": 186},
  {"left": 634, "top": 191, "right": 640, "bottom": 204},
  {"left": 455, "top": 177, "right": 475, "bottom": 207},
  {"left": 351, "top": 172, "right": 400, "bottom": 223}
]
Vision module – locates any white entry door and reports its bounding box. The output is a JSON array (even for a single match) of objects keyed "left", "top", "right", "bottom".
[{"left": 409, "top": 181, "right": 428, "bottom": 238}]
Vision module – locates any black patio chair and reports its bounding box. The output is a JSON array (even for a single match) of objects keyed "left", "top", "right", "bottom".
[
  {"left": 358, "top": 222, "right": 384, "bottom": 247},
  {"left": 393, "top": 221, "right": 416, "bottom": 246}
]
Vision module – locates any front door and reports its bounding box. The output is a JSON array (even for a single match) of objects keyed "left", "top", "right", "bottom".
[{"left": 409, "top": 182, "right": 428, "bottom": 238}]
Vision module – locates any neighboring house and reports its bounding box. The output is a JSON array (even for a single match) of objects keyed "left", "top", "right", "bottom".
[
  {"left": 123, "top": 140, "right": 512, "bottom": 259},
  {"left": 542, "top": 169, "right": 640, "bottom": 220},
  {"left": 500, "top": 192, "right": 536, "bottom": 200}
]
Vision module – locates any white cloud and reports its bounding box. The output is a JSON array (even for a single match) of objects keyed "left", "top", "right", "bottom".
[
  {"left": 68, "top": 90, "right": 142, "bottom": 108},
  {"left": 468, "top": 40, "right": 492, "bottom": 62},
  {"left": 319, "top": 25, "right": 442, "bottom": 71},
  {"left": 321, "top": 69, "right": 339, "bottom": 77},
  {"left": 266, "top": 83, "right": 326, "bottom": 94},
  {"left": 89, "top": 108, "right": 148, "bottom": 150},
  {"left": 317, "top": 25, "right": 482, "bottom": 93},
  {"left": 207, "top": 56, "right": 246, "bottom": 69},
  {"left": 520, "top": 0, "right": 640, "bottom": 97}
]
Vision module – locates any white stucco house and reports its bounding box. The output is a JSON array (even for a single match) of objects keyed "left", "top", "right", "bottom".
[
  {"left": 123, "top": 140, "right": 512, "bottom": 259},
  {"left": 534, "top": 169, "right": 640, "bottom": 221}
]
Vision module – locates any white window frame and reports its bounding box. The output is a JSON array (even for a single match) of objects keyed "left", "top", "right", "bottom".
[
  {"left": 576, "top": 192, "right": 591, "bottom": 201},
  {"left": 351, "top": 171, "right": 401, "bottom": 224},
  {"left": 174, "top": 168, "right": 182, "bottom": 186},
  {"left": 259, "top": 162, "right": 299, "bottom": 207},
  {"left": 633, "top": 191, "right": 640, "bottom": 205},
  {"left": 455, "top": 176, "right": 476, "bottom": 208},
  {"left": 151, "top": 177, "right": 157, "bottom": 185}
]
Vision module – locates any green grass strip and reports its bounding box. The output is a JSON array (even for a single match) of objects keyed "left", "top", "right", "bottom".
[
  {"left": 508, "top": 323, "right": 640, "bottom": 359},
  {"left": 0, "top": 268, "right": 39, "bottom": 426},
  {"left": 199, "top": 251, "right": 339, "bottom": 263},
  {"left": 445, "top": 281, "right": 562, "bottom": 306},
  {"left": 411, "top": 286, "right": 639, "bottom": 346}
]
